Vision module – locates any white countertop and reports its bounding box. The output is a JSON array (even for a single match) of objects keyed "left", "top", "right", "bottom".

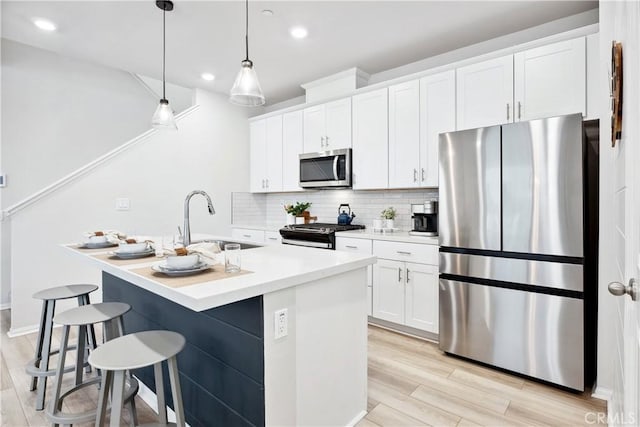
[
  {"left": 65, "top": 236, "right": 376, "bottom": 312},
  {"left": 231, "top": 224, "right": 283, "bottom": 232},
  {"left": 336, "top": 229, "right": 439, "bottom": 245}
]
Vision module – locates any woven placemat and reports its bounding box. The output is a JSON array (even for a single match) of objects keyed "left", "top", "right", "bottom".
[
  {"left": 130, "top": 264, "right": 253, "bottom": 289},
  {"left": 92, "top": 252, "right": 158, "bottom": 266}
]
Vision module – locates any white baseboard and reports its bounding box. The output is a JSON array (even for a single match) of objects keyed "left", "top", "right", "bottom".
[
  {"left": 346, "top": 409, "right": 367, "bottom": 427},
  {"left": 7, "top": 323, "right": 40, "bottom": 338},
  {"left": 135, "top": 375, "right": 191, "bottom": 427},
  {"left": 592, "top": 385, "right": 613, "bottom": 402}
]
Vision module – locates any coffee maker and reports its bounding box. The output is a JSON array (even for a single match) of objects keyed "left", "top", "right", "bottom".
[{"left": 410, "top": 200, "right": 438, "bottom": 236}]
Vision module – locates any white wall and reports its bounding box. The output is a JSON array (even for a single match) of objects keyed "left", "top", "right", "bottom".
[
  {"left": 1, "top": 39, "right": 160, "bottom": 208},
  {"left": 7, "top": 88, "right": 249, "bottom": 333},
  {"left": 0, "top": 39, "right": 165, "bottom": 307}
]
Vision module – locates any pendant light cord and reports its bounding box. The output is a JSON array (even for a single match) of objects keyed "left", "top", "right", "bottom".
[
  {"left": 245, "top": 0, "right": 249, "bottom": 61},
  {"left": 162, "top": 6, "right": 166, "bottom": 99}
]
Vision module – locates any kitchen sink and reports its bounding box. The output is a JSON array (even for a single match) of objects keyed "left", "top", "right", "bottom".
[{"left": 214, "top": 240, "right": 261, "bottom": 250}]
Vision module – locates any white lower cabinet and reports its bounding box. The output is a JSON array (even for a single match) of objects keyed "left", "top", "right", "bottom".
[
  {"left": 264, "top": 231, "right": 282, "bottom": 245},
  {"left": 335, "top": 236, "right": 373, "bottom": 316},
  {"left": 372, "top": 241, "right": 439, "bottom": 334},
  {"left": 230, "top": 228, "right": 265, "bottom": 244}
]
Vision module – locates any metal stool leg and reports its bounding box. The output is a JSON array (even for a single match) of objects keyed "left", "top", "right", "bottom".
[
  {"left": 74, "top": 324, "right": 86, "bottom": 386},
  {"left": 50, "top": 324, "right": 70, "bottom": 426},
  {"left": 30, "top": 300, "right": 48, "bottom": 391},
  {"left": 153, "top": 362, "right": 167, "bottom": 424},
  {"left": 79, "top": 294, "right": 97, "bottom": 374},
  {"left": 35, "top": 299, "right": 55, "bottom": 411},
  {"left": 127, "top": 397, "right": 138, "bottom": 427},
  {"left": 95, "top": 370, "right": 113, "bottom": 427},
  {"left": 110, "top": 370, "right": 126, "bottom": 427},
  {"left": 167, "top": 356, "right": 185, "bottom": 427}
]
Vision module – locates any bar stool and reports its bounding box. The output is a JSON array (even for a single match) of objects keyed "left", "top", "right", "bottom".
[
  {"left": 26, "top": 284, "right": 98, "bottom": 410},
  {"left": 89, "top": 330, "right": 186, "bottom": 427},
  {"left": 46, "top": 302, "right": 139, "bottom": 426}
]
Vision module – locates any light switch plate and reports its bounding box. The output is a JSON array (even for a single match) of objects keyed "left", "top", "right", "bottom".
[{"left": 116, "top": 198, "right": 130, "bottom": 211}]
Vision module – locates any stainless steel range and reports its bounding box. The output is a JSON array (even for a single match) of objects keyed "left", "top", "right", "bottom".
[{"left": 279, "top": 223, "right": 365, "bottom": 249}]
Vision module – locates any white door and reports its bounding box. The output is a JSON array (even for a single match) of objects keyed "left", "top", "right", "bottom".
[
  {"left": 388, "top": 79, "right": 420, "bottom": 188},
  {"left": 372, "top": 259, "right": 405, "bottom": 324},
  {"left": 456, "top": 55, "right": 514, "bottom": 130},
  {"left": 324, "top": 98, "right": 352, "bottom": 150},
  {"left": 419, "top": 70, "right": 456, "bottom": 187},
  {"left": 604, "top": 2, "right": 640, "bottom": 423},
  {"left": 404, "top": 262, "right": 439, "bottom": 333},
  {"left": 514, "top": 37, "right": 586, "bottom": 121},
  {"left": 352, "top": 88, "right": 388, "bottom": 189},
  {"left": 303, "top": 104, "right": 325, "bottom": 153},
  {"left": 265, "top": 115, "right": 283, "bottom": 192},
  {"left": 282, "top": 110, "right": 303, "bottom": 192},
  {"left": 249, "top": 120, "right": 267, "bottom": 193}
]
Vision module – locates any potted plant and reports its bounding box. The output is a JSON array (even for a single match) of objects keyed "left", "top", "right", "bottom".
[
  {"left": 381, "top": 207, "right": 397, "bottom": 229},
  {"left": 284, "top": 202, "right": 312, "bottom": 224}
]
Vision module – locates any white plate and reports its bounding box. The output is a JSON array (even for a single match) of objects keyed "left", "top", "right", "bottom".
[
  {"left": 157, "top": 259, "right": 206, "bottom": 272},
  {"left": 109, "top": 248, "right": 155, "bottom": 259},
  {"left": 78, "top": 242, "right": 118, "bottom": 249},
  {"left": 151, "top": 261, "right": 212, "bottom": 276}
]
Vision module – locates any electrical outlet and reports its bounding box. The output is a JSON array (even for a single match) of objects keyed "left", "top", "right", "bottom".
[
  {"left": 274, "top": 308, "right": 288, "bottom": 339},
  {"left": 115, "top": 198, "right": 130, "bottom": 211}
]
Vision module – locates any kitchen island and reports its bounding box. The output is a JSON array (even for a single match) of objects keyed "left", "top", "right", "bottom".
[{"left": 66, "top": 241, "right": 376, "bottom": 427}]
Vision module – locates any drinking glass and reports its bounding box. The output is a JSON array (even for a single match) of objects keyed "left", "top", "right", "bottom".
[{"left": 224, "top": 244, "right": 241, "bottom": 273}]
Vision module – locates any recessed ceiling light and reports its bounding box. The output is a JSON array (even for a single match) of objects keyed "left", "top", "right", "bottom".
[
  {"left": 33, "top": 18, "right": 57, "bottom": 32},
  {"left": 290, "top": 26, "right": 308, "bottom": 39},
  {"left": 261, "top": 9, "right": 274, "bottom": 16},
  {"left": 201, "top": 73, "right": 215, "bottom": 81}
]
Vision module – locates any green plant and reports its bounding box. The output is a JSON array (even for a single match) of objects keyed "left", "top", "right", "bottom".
[
  {"left": 381, "top": 207, "right": 396, "bottom": 220},
  {"left": 284, "top": 202, "right": 312, "bottom": 216}
]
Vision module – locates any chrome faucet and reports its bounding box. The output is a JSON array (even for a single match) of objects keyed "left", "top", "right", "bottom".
[{"left": 183, "top": 190, "right": 215, "bottom": 246}]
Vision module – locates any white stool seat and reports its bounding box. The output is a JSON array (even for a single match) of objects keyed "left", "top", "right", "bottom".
[
  {"left": 54, "top": 302, "right": 131, "bottom": 326},
  {"left": 89, "top": 330, "right": 185, "bottom": 371},
  {"left": 33, "top": 284, "right": 98, "bottom": 301}
]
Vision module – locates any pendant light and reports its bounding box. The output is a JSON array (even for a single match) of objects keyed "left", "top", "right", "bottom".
[
  {"left": 151, "top": 0, "right": 177, "bottom": 130},
  {"left": 229, "top": 0, "right": 265, "bottom": 106}
]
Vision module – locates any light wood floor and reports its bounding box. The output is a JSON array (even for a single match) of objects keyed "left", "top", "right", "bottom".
[{"left": 1, "top": 309, "right": 606, "bottom": 426}]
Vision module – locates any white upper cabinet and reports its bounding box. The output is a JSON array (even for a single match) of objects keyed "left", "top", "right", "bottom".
[
  {"left": 249, "top": 116, "right": 283, "bottom": 193},
  {"left": 303, "top": 98, "right": 352, "bottom": 152},
  {"left": 514, "top": 38, "right": 586, "bottom": 121},
  {"left": 419, "top": 70, "right": 456, "bottom": 187},
  {"left": 456, "top": 55, "right": 514, "bottom": 130},
  {"left": 352, "top": 88, "right": 388, "bottom": 190},
  {"left": 457, "top": 37, "right": 586, "bottom": 130},
  {"left": 265, "top": 116, "right": 283, "bottom": 192},
  {"left": 249, "top": 120, "right": 267, "bottom": 193},
  {"left": 282, "top": 110, "right": 304, "bottom": 192},
  {"left": 388, "top": 80, "right": 420, "bottom": 188}
]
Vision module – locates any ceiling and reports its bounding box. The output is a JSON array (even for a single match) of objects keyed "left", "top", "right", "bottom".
[{"left": 2, "top": 1, "right": 598, "bottom": 105}]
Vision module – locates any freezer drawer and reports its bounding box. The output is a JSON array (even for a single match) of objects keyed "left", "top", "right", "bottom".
[
  {"left": 439, "top": 279, "right": 584, "bottom": 390},
  {"left": 501, "top": 113, "right": 584, "bottom": 257},
  {"left": 439, "top": 126, "right": 501, "bottom": 251},
  {"left": 440, "top": 252, "right": 583, "bottom": 292}
]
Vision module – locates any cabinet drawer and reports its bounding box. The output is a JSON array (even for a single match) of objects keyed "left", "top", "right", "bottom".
[
  {"left": 264, "top": 231, "right": 282, "bottom": 245},
  {"left": 373, "top": 240, "right": 438, "bottom": 265},
  {"left": 336, "top": 237, "right": 372, "bottom": 254},
  {"left": 231, "top": 228, "right": 265, "bottom": 243}
]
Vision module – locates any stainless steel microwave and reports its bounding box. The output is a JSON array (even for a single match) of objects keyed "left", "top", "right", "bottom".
[{"left": 299, "top": 148, "right": 352, "bottom": 188}]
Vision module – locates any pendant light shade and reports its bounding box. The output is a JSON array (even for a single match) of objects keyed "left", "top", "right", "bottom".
[
  {"left": 152, "top": 0, "right": 177, "bottom": 130},
  {"left": 229, "top": 0, "right": 265, "bottom": 106}
]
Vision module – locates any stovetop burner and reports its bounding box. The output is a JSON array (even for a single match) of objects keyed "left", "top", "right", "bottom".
[{"left": 283, "top": 223, "right": 366, "bottom": 233}]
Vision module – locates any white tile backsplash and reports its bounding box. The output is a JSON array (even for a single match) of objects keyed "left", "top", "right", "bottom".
[{"left": 233, "top": 189, "right": 438, "bottom": 230}]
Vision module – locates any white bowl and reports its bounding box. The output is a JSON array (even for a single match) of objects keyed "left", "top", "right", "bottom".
[
  {"left": 88, "top": 235, "right": 107, "bottom": 244},
  {"left": 166, "top": 254, "right": 199, "bottom": 270},
  {"left": 118, "top": 242, "right": 148, "bottom": 253}
]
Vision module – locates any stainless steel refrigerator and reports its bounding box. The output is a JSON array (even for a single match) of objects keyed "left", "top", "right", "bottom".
[{"left": 438, "top": 113, "right": 594, "bottom": 391}]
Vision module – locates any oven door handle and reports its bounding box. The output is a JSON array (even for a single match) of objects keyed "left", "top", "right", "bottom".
[
  {"left": 333, "top": 155, "right": 339, "bottom": 180},
  {"left": 282, "top": 238, "right": 332, "bottom": 249}
]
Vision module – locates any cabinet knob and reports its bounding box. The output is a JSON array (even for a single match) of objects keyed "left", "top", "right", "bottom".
[{"left": 608, "top": 278, "right": 638, "bottom": 301}]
